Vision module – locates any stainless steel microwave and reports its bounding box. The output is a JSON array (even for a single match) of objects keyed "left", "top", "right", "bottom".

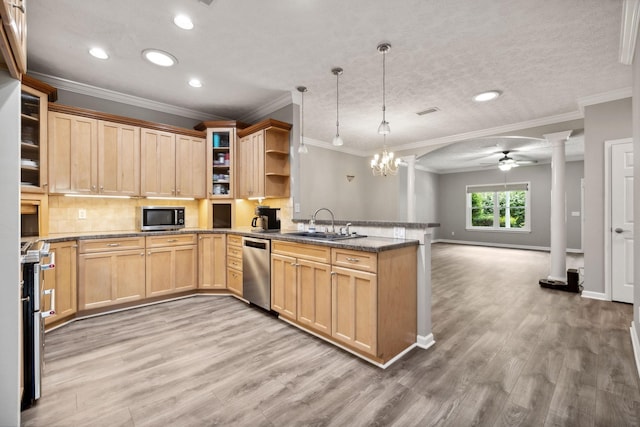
[{"left": 138, "top": 206, "right": 185, "bottom": 231}]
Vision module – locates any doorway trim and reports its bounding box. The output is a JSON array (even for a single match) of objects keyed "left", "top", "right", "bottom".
[{"left": 604, "top": 137, "right": 633, "bottom": 302}]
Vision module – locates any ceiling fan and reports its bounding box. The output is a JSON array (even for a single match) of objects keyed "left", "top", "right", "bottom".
[{"left": 495, "top": 151, "right": 537, "bottom": 171}]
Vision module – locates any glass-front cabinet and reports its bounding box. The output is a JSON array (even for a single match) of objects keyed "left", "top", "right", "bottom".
[{"left": 20, "top": 78, "right": 56, "bottom": 193}]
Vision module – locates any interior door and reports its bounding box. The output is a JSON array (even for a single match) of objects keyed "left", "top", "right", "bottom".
[{"left": 611, "top": 141, "right": 634, "bottom": 303}]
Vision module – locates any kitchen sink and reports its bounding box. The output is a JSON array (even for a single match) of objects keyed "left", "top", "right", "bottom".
[{"left": 285, "top": 231, "right": 366, "bottom": 241}]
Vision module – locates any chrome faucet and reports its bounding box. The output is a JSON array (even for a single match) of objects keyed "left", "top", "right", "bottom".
[{"left": 312, "top": 208, "right": 336, "bottom": 233}]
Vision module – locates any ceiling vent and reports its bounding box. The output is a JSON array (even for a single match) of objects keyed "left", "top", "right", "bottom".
[{"left": 416, "top": 107, "right": 440, "bottom": 116}]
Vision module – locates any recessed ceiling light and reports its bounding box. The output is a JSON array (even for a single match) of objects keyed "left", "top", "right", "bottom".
[
  {"left": 142, "top": 49, "right": 177, "bottom": 67},
  {"left": 473, "top": 90, "right": 502, "bottom": 102},
  {"left": 89, "top": 47, "right": 109, "bottom": 60},
  {"left": 173, "top": 14, "right": 194, "bottom": 30},
  {"left": 188, "top": 78, "right": 202, "bottom": 88}
]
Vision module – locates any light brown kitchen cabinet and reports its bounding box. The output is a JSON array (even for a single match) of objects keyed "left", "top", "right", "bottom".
[
  {"left": 20, "top": 85, "right": 48, "bottom": 193},
  {"left": 42, "top": 241, "right": 77, "bottom": 327},
  {"left": 145, "top": 234, "right": 197, "bottom": 297},
  {"left": 176, "top": 135, "right": 206, "bottom": 198},
  {"left": 78, "top": 237, "right": 146, "bottom": 311},
  {"left": 141, "top": 128, "right": 176, "bottom": 197},
  {"left": 226, "top": 234, "right": 243, "bottom": 296},
  {"left": 198, "top": 234, "right": 226, "bottom": 290},
  {"left": 98, "top": 121, "right": 140, "bottom": 196},
  {"left": 48, "top": 111, "right": 98, "bottom": 195},
  {"left": 271, "top": 240, "right": 332, "bottom": 333},
  {"left": 0, "top": 0, "right": 26, "bottom": 78},
  {"left": 237, "top": 119, "right": 291, "bottom": 199}
]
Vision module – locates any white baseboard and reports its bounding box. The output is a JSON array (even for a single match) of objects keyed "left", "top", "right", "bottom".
[
  {"left": 631, "top": 322, "right": 640, "bottom": 381},
  {"left": 581, "top": 291, "right": 610, "bottom": 301},
  {"left": 433, "top": 239, "right": 582, "bottom": 253},
  {"left": 417, "top": 333, "right": 435, "bottom": 350}
]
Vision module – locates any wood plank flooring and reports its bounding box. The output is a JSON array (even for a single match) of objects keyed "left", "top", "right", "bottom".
[{"left": 21, "top": 243, "right": 640, "bottom": 426}]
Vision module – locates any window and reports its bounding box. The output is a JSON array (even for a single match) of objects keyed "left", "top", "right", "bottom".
[{"left": 466, "top": 182, "right": 530, "bottom": 231}]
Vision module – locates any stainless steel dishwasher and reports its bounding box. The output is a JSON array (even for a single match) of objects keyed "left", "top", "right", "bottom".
[{"left": 242, "top": 237, "right": 271, "bottom": 310}]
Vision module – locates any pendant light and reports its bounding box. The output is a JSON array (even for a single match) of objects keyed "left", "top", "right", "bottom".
[
  {"left": 297, "top": 86, "right": 309, "bottom": 154},
  {"left": 331, "top": 67, "right": 344, "bottom": 146},
  {"left": 377, "top": 42, "right": 391, "bottom": 135}
]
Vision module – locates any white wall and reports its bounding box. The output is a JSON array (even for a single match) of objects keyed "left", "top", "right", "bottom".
[
  {"left": 436, "top": 161, "right": 584, "bottom": 250},
  {"left": 633, "top": 32, "right": 640, "bottom": 347},
  {"left": 583, "top": 98, "right": 633, "bottom": 294},
  {"left": 0, "top": 71, "right": 21, "bottom": 427}
]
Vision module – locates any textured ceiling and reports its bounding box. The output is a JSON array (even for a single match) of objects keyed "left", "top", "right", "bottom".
[{"left": 26, "top": 0, "right": 630, "bottom": 170}]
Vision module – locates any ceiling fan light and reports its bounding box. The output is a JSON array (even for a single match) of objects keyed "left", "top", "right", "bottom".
[{"left": 498, "top": 163, "right": 512, "bottom": 171}]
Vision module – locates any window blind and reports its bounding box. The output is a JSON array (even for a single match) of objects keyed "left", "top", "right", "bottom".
[{"left": 466, "top": 182, "right": 529, "bottom": 193}]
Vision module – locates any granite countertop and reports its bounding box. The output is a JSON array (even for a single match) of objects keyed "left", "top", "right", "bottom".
[
  {"left": 291, "top": 218, "right": 440, "bottom": 229},
  {"left": 42, "top": 228, "right": 419, "bottom": 253}
]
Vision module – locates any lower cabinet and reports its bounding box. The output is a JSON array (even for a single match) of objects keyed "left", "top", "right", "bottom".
[
  {"left": 146, "top": 234, "right": 197, "bottom": 297},
  {"left": 271, "top": 253, "right": 298, "bottom": 320},
  {"left": 198, "top": 234, "right": 226, "bottom": 289},
  {"left": 78, "top": 239, "right": 146, "bottom": 311},
  {"left": 42, "top": 240, "right": 77, "bottom": 326},
  {"left": 226, "top": 234, "right": 243, "bottom": 296},
  {"left": 297, "top": 259, "right": 332, "bottom": 335}
]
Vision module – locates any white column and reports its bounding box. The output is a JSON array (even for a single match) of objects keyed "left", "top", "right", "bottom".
[
  {"left": 406, "top": 155, "right": 416, "bottom": 222},
  {"left": 544, "top": 130, "right": 572, "bottom": 282}
]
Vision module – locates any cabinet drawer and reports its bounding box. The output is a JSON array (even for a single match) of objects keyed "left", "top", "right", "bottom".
[
  {"left": 227, "top": 234, "right": 242, "bottom": 247},
  {"left": 79, "top": 237, "right": 145, "bottom": 254},
  {"left": 227, "top": 256, "right": 242, "bottom": 270},
  {"left": 227, "top": 245, "right": 242, "bottom": 259},
  {"left": 331, "top": 248, "right": 377, "bottom": 273},
  {"left": 273, "top": 240, "right": 331, "bottom": 263},
  {"left": 146, "top": 234, "right": 197, "bottom": 248}
]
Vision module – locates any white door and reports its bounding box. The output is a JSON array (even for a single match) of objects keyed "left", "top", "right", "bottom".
[{"left": 611, "top": 141, "right": 634, "bottom": 303}]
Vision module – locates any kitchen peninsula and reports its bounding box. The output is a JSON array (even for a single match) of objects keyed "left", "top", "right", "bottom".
[{"left": 41, "top": 227, "right": 424, "bottom": 367}]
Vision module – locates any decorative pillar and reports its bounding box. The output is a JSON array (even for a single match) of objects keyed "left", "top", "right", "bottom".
[
  {"left": 406, "top": 155, "right": 416, "bottom": 222},
  {"left": 542, "top": 130, "right": 572, "bottom": 283}
]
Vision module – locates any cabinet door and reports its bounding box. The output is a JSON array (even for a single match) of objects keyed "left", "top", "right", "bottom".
[
  {"left": 113, "top": 249, "right": 146, "bottom": 303},
  {"left": 331, "top": 266, "right": 377, "bottom": 355},
  {"left": 0, "top": 0, "right": 26, "bottom": 75},
  {"left": 48, "top": 112, "right": 98, "bottom": 194},
  {"left": 145, "top": 247, "right": 174, "bottom": 297},
  {"left": 297, "top": 259, "right": 332, "bottom": 335},
  {"left": 227, "top": 267, "right": 242, "bottom": 296},
  {"left": 98, "top": 121, "right": 140, "bottom": 196},
  {"left": 174, "top": 245, "right": 197, "bottom": 292},
  {"left": 199, "top": 234, "right": 226, "bottom": 289},
  {"left": 176, "top": 135, "right": 206, "bottom": 198},
  {"left": 141, "top": 128, "right": 176, "bottom": 197},
  {"left": 271, "top": 253, "right": 297, "bottom": 320},
  {"left": 250, "top": 131, "right": 265, "bottom": 197},
  {"left": 20, "top": 85, "right": 48, "bottom": 193},
  {"left": 237, "top": 135, "right": 251, "bottom": 198},
  {"left": 42, "top": 241, "right": 77, "bottom": 326}
]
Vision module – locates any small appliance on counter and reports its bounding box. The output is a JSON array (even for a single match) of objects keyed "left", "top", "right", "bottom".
[
  {"left": 138, "top": 206, "right": 185, "bottom": 231},
  {"left": 251, "top": 206, "right": 281, "bottom": 232}
]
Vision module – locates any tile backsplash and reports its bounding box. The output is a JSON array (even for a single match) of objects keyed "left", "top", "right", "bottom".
[{"left": 47, "top": 196, "right": 199, "bottom": 235}]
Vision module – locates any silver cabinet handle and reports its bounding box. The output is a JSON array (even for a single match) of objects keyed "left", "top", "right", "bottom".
[
  {"left": 345, "top": 257, "right": 360, "bottom": 262},
  {"left": 614, "top": 228, "right": 625, "bottom": 234},
  {"left": 107, "top": 243, "right": 120, "bottom": 247},
  {"left": 330, "top": 271, "right": 337, "bottom": 276},
  {"left": 167, "top": 239, "right": 178, "bottom": 243},
  {"left": 21, "top": 296, "right": 30, "bottom": 303}
]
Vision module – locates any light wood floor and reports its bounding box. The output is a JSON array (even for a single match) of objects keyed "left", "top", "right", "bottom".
[{"left": 22, "top": 243, "right": 640, "bottom": 426}]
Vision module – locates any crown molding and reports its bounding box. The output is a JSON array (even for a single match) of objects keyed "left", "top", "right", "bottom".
[
  {"left": 379, "top": 110, "right": 585, "bottom": 155},
  {"left": 620, "top": 0, "right": 640, "bottom": 65},
  {"left": 577, "top": 87, "right": 633, "bottom": 113},
  {"left": 238, "top": 92, "right": 293, "bottom": 123},
  {"left": 27, "top": 72, "right": 225, "bottom": 122}
]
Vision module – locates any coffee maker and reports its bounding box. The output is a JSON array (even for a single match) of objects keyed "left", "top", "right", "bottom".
[{"left": 251, "top": 206, "right": 281, "bottom": 231}]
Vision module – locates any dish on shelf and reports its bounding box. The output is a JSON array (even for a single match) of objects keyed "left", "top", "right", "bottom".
[{"left": 21, "top": 159, "right": 39, "bottom": 167}]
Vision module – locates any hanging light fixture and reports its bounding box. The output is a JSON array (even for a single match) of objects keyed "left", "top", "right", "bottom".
[
  {"left": 297, "top": 86, "right": 309, "bottom": 154},
  {"left": 370, "top": 135, "right": 401, "bottom": 176},
  {"left": 331, "top": 67, "right": 344, "bottom": 146},
  {"left": 377, "top": 42, "right": 391, "bottom": 134}
]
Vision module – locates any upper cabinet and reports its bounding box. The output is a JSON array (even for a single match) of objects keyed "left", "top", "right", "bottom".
[
  {"left": 0, "top": 0, "right": 26, "bottom": 78},
  {"left": 237, "top": 119, "right": 291, "bottom": 199},
  {"left": 194, "top": 120, "right": 249, "bottom": 199}
]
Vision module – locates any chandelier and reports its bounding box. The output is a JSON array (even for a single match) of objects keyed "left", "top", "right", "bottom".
[{"left": 370, "top": 135, "right": 400, "bottom": 176}]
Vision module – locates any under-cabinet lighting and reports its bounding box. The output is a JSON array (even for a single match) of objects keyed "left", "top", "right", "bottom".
[
  {"left": 64, "top": 194, "right": 131, "bottom": 199},
  {"left": 146, "top": 196, "right": 195, "bottom": 201}
]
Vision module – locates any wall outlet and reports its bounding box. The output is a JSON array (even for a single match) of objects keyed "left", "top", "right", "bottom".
[
  {"left": 294, "top": 203, "right": 300, "bottom": 213},
  {"left": 297, "top": 223, "right": 305, "bottom": 231},
  {"left": 393, "top": 227, "right": 406, "bottom": 239},
  {"left": 451, "top": 231, "right": 455, "bottom": 236},
  {"left": 78, "top": 209, "right": 87, "bottom": 220}
]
